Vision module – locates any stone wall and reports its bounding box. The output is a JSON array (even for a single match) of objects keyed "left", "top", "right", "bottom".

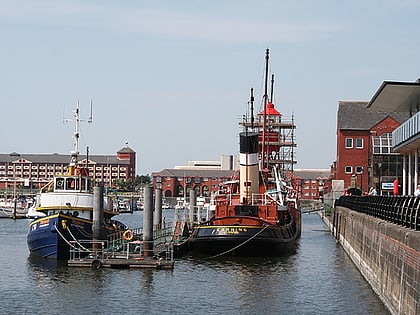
[{"left": 326, "top": 207, "right": 419, "bottom": 315}]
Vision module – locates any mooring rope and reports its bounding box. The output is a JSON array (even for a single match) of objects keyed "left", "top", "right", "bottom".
[
  {"left": 66, "top": 226, "right": 90, "bottom": 251},
  {"left": 207, "top": 225, "right": 271, "bottom": 259},
  {"left": 53, "top": 223, "right": 79, "bottom": 250}
]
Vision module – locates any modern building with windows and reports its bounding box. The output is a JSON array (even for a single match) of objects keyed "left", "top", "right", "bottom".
[
  {"left": 367, "top": 79, "right": 420, "bottom": 195},
  {"left": 0, "top": 146, "right": 136, "bottom": 194},
  {"left": 335, "top": 100, "right": 409, "bottom": 195}
]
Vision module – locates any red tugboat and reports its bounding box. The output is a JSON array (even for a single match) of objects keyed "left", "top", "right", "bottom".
[{"left": 188, "top": 49, "right": 301, "bottom": 257}]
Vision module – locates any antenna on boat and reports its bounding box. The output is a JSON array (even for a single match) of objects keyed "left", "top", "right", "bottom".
[
  {"left": 63, "top": 101, "right": 93, "bottom": 174},
  {"left": 261, "top": 48, "right": 270, "bottom": 170},
  {"left": 88, "top": 100, "right": 93, "bottom": 124},
  {"left": 250, "top": 88, "right": 255, "bottom": 131},
  {"left": 86, "top": 146, "right": 89, "bottom": 170},
  {"left": 270, "top": 74, "right": 275, "bottom": 103}
]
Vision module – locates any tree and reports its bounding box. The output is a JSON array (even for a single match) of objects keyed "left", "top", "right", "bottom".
[{"left": 135, "top": 174, "right": 151, "bottom": 187}]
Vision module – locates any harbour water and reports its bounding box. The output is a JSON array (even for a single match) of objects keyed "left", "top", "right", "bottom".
[{"left": 0, "top": 211, "right": 388, "bottom": 314}]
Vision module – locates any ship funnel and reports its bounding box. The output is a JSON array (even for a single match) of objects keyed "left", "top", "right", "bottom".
[{"left": 239, "top": 132, "right": 259, "bottom": 204}]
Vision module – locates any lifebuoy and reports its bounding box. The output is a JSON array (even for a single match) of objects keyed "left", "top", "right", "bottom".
[
  {"left": 91, "top": 259, "right": 102, "bottom": 269},
  {"left": 123, "top": 229, "right": 134, "bottom": 241}
]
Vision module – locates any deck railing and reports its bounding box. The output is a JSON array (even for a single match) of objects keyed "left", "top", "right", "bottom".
[{"left": 335, "top": 195, "right": 420, "bottom": 231}]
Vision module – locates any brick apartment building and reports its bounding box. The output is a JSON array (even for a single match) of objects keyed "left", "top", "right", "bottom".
[
  {"left": 294, "top": 169, "right": 329, "bottom": 200},
  {"left": 0, "top": 146, "right": 136, "bottom": 193},
  {"left": 335, "top": 100, "right": 409, "bottom": 195}
]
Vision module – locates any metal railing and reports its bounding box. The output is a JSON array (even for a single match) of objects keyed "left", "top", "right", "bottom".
[{"left": 335, "top": 195, "right": 420, "bottom": 231}]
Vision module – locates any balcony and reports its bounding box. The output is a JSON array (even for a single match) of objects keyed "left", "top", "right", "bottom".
[{"left": 392, "top": 111, "right": 420, "bottom": 153}]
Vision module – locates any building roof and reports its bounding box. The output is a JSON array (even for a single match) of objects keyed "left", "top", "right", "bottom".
[
  {"left": 259, "top": 102, "right": 281, "bottom": 116},
  {"left": 337, "top": 100, "right": 410, "bottom": 130},
  {"left": 294, "top": 169, "right": 330, "bottom": 180},
  {"left": 152, "top": 169, "right": 235, "bottom": 178},
  {"left": 117, "top": 146, "right": 135, "bottom": 154},
  {"left": 367, "top": 80, "right": 420, "bottom": 112},
  {"left": 0, "top": 152, "right": 130, "bottom": 165}
]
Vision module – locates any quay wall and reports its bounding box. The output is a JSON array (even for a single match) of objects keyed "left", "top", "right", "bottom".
[{"left": 326, "top": 207, "right": 419, "bottom": 315}]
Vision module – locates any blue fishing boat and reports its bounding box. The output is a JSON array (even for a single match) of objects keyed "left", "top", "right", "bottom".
[{"left": 27, "top": 103, "right": 124, "bottom": 260}]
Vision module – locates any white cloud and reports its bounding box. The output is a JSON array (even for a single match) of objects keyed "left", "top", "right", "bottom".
[{"left": 0, "top": 1, "right": 343, "bottom": 43}]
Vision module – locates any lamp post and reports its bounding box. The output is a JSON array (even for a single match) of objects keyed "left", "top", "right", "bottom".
[{"left": 378, "top": 162, "right": 382, "bottom": 195}]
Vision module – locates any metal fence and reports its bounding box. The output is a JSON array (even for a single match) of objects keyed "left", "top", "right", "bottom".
[{"left": 335, "top": 195, "right": 420, "bottom": 231}]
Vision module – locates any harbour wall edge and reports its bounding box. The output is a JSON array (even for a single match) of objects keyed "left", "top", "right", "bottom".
[{"left": 322, "top": 208, "right": 419, "bottom": 315}]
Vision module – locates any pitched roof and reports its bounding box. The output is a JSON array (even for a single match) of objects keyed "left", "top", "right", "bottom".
[
  {"left": 337, "top": 100, "right": 410, "bottom": 130},
  {"left": 0, "top": 153, "right": 129, "bottom": 165},
  {"left": 117, "top": 146, "right": 135, "bottom": 154},
  {"left": 258, "top": 102, "right": 281, "bottom": 116},
  {"left": 294, "top": 168, "right": 330, "bottom": 180}
]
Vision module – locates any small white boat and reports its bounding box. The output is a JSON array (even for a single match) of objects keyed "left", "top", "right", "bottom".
[{"left": 0, "top": 198, "right": 30, "bottom": 219}]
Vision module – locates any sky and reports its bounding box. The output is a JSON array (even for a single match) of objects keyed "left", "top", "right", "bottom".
[{"left": 1, "top": 1, "right": 419, "bottom": 175}]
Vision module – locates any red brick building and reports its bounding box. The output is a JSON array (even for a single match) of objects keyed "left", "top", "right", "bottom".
[
  {"left": 0, "top": 145, "right": 136, "bottom": 193},
  {"left": 294, "top": 169, "right": 329, "bottom": 200},
  {"left": 335, "top": 101, "right": 409, "bottom": 194},
  {"left": 152, "top": 168, "right": 235, "bottom": 199}
]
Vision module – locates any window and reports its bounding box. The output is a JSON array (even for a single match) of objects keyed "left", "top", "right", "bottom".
[
  {"left": 356, "top": 138, "right": 364, "bottom": 148},
  {"left": 345, "top": 166, "right": 352, "bottom": 174},
  {"left": 345, "top": 138, "right": 353, "bottom": 148},
  {"left": 372, "top": 133, "right": 394, "bottom": 155},
  {"left": 355, "top": 166, "right": 363, "bottom": 174}
]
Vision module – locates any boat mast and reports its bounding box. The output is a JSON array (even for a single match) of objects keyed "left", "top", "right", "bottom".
[
  {"left": 64, "top": 101, "right": 92, "bottom": 175},
  {"left": 270, "top": 74, "right": 275, "bottom": 103},
  {"left": 261, "top": 48, "right": 270, "bottom": 170},
  {"left": 69, "top": 101, "right": 81, "bottom": 173},
  {"left": 250, "top": 88, "right": 255, "bottom": 131}
]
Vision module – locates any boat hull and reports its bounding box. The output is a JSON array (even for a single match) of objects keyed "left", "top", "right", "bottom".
[
  {"left": 27, "top": 214, "right": 93, "bottom": 260},
  {"left": 188, "top": 224, "right": 298, "bottom": 257}
]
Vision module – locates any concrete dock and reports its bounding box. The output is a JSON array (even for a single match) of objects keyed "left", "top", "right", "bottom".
[{"left": 68, "top": 256, "right": 174, "bottom": 269}]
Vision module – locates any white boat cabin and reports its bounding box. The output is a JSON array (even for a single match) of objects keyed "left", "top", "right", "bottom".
[{"left": 54, "top": 175, "right": 92, "bottom": 192}]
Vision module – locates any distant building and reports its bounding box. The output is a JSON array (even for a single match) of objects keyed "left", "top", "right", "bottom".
[
  {"left": 294, "top": 169, "right": 329, "bottom": 200},
  {"left": 152, "top": 155, "right": 236, "bottom": 198},
  {"left": 0, "top": 146, "right": 136, "bottom": 193},
  {"left": 153, "top": 157, "right": 328, "bottom": 201}
]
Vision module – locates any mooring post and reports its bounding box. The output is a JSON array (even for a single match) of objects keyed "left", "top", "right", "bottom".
[
  {"left": 154, "top": 188, "right": 163, "bottom": 229},
  {"left": 12, "top": 198, "right": 17, "bottom": 220},
  {"left": 143, "top": 186, "right": 154, "bottom": 258},
  {"left": 93, "top": 186, "right": 104, "bottom": 255},
  {"left": 189, "top": 189, "right": 197, "bottom": 224}
]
